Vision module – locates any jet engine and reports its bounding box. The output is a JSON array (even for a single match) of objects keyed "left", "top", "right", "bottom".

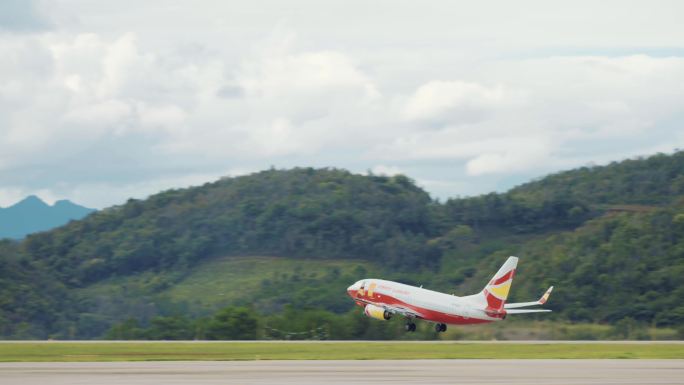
[{"left": 364, "top": 304, "right": 392, "bottom": 320}]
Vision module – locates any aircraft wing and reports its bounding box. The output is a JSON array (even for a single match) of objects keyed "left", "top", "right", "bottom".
[
  {"left": 382, "top": 304, "right": 425, "bottom": 319},
  {"left": 505, "top": 286, "right": 553, "bottom": 309},
  {"left": 355, "top": 298, "right": 424, "bottom": 319}
]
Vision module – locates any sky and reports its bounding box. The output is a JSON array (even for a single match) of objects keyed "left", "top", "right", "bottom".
[{"left": 1, "top": 0, "right": 683, "bottom": 208}]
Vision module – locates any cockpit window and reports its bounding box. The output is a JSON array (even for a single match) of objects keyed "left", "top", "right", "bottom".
[{"left": 358, "top": 280, "right": 367, "bottom": 296}]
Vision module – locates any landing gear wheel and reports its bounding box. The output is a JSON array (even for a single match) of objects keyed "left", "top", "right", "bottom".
[
  {"left": 405, "top": 322, "right": 416, "bottom": 332},
  {"left": 435, "top": 323, "right": 447, "bottom": 332}
]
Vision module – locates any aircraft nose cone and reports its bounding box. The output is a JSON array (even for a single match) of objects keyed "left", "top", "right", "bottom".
[{"left": 346, "top": 285, "right": 355, "bottom": 297}]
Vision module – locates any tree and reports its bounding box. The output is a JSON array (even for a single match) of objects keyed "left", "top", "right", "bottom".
[
  {"left": 206, "top": 307, "right": 258, "bottom": 340},
  {"left": 145, "top": 316, "right": 195, "bottom": 340},
  {"left": 104, "top": 318, "right": 145, "bottom": 340}
]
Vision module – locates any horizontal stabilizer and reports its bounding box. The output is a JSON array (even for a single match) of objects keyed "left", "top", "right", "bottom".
[
  {"left": 505, "top": 286, "right": 553, "bottom": 309},
  {"left": 506, "top": 309, "right": 551, "bottom": 314}
]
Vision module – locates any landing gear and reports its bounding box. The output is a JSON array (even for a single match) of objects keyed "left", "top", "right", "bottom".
[
  {"left": 404, "top": 322, "right": 416, "bottom": 332},
  {"left": 434, "top": 323, "right": 447, "bottom": 333}
]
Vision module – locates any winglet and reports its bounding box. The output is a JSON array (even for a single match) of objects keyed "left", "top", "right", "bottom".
[{"left": 539, "top": 286, "right": 553, "bottom": 305}]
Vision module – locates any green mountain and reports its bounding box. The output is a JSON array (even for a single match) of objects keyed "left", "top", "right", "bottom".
[
  {"left": 24, "top": 169, "right": 437, "bottom": 286},
  {"left": 1, "top": 152, "right": 683, "bottom": 339},
  {"left": 0, "top": 196, "right": 95, "bottom": 239}
]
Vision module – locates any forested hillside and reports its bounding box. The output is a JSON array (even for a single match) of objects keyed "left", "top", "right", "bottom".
[
  {"left": 510, "top": 151, "right": 684, "bottom": 205},
  {"left": 23, "top": 168, "right": 438, "bottom": 287},
  {"left": 1, "top": 152, "right": 683, "bottom": 339},
  {"left": 0, "top": 240, "right": 73, "bottom": 337}
]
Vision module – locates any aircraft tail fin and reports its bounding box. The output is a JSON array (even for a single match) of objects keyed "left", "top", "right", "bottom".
[
  {"left": 465, "top": 256, "right": 518, "bottom": 313},
  {"left": 482, "top": 256, "right": 517, "bottom": 312}
]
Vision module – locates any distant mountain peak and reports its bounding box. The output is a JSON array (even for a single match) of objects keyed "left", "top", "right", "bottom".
[
  {"left": 11, "top": 195, "right": 50, "bottom": 209},
  {"left": 0, "top": 195, "right": 95, "bottom": 239},
  {"left": 53, "top": 199, "right": 79, "bottom": 207}
]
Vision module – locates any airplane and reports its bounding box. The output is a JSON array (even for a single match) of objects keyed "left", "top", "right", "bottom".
[{"left": 346, "top": 256, "right": 553, "bottom": 332}]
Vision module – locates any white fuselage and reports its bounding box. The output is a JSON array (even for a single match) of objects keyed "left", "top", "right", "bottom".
[{"left": 347, "top": 279, "right": 503, "bottom": 325}]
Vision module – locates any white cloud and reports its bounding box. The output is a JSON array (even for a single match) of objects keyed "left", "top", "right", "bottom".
[
  {"left": 371, "top": 165, "right": 403, "bottom": 176},
  {"left": 138, "top": 103, "right": 187, "bottom": 130},
  {"left": 238, "top": 35, "right": 379, "bottom": 101},
  {"left": 64, "top": 99, "right": 132, "bottom": 126},
  {"left": 465, "top": 139, "right": 550, "bottom": 176},
  {"left": 403, "top": 80, "right": 506, "bottom": 125},
  {"left": 153, "top": 31, "right": 386, "bottom": 161},
  {"left": 0, "top": 29, "right": 394, "bottom": 206},
  {"left": 2, "top": 3, "right": 684, "bottom": 207},
  {"left": 375, "top": 53, "right": 684, "bottom": 177}
]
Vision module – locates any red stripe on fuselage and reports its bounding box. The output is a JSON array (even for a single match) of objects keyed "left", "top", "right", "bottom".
[{"left": 348, "top": 289, "right": 494, "bottom": 325}]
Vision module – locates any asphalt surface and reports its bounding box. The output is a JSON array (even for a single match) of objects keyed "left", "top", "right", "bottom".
[{"left": 2, "top": 360, "right": 684, "bottom": 385}]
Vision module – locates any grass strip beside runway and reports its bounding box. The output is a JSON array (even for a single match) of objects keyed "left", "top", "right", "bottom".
[{"left": 0, "top": 342, "right": 683, "bottom": 362}]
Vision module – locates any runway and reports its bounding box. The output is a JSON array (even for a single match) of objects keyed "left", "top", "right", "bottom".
[{"left": 2, "top": 360, "right": 683, "bottom": 385}]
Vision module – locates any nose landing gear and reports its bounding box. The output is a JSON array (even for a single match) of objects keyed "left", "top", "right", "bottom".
[{"left": 434, "top": 323, "right": 447, "bottom": 332}]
